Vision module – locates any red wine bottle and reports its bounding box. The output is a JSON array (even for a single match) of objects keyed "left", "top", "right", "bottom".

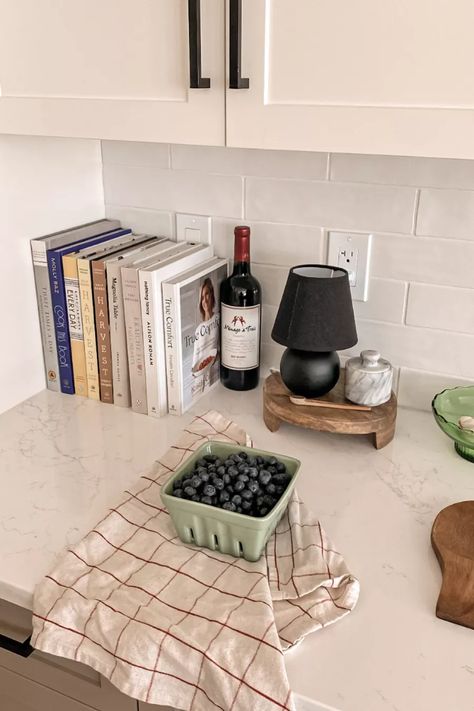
[{"left": 220, "top": 226, "right": 261, "bottom": 390}]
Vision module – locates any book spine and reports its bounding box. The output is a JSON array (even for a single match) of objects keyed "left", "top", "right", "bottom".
[
  {"left": 92, "top": 261, "right": 113, "bottom": 404},
  {"left": 47, "top": 250, "right": 75, "bottom": 394},
  {"left": 31, "top": 241, "right": 60, "bottom": 391},
  {"left": 77, "top": 259, "right": 100, "bottom": 400},
  {"left": 122, "top": 267, "right": 147, "bottom": 414},
  {"left": 62, "top": 254, "right": 87, "bottom": 397},
  {"left": 162, "top": 283, "right": 182, "bottom": 416},
  {"left": 140, "top": 271, "right": 160, "bottom": 418},
  {"left": 107, "top": 262, "right": 131, "bottom": 407}
]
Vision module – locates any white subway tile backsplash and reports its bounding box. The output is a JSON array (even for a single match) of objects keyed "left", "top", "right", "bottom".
[
  {"left": 245, "top": 178, "right": 416, "bottom": 233},
  {"left": 103, "top": 163, "right": 243, "bottom": 218},
  {"left": 105, "top": 205, "right": 174, "bottom": 238},
  {"left": 101, "top": 141, "right": 474, "bottom": 409},
  {"left": 343, "top": 320, "right": 474, "bottom": 380},
  {"left": 406, "top": 283, "right": 474, "bottom": 335},
  {"left": 330, "top": 154, "right": 474, "bottom": 190},
  {"left": 353, "top": 278, "right": 407, "bottom": 324},
  {"left": 371, "top": 234, "right": 474, "bottom": 289},
  {"left": 398, "top": 369, "right": 473, "bottom": 411},
  {"left": 212, "top": 219, "right": 323, "bottom": 266},
  {"left": 417, "top": 188, "right": 474, "bottom": 239},
  {"left": 172, "top": 145, "right": 328, "bottom": 179},
  {"left": 102, "top": 140, "right": 169, "bottom": 168}
]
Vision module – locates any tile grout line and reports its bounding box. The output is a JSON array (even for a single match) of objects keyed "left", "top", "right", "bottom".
[
  {"left": 326, "top": 154, "right": 331, "bottom": 180},
  {"left": 402, "top": 283, "right": 410, "bottom": 325},
  {"left": 411, "top": 189, "right": 421, "bottom": 235}
]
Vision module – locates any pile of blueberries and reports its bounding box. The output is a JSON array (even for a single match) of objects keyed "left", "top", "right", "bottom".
[{"left": 171, "top": 451, "right": 292, "bottom": 517}]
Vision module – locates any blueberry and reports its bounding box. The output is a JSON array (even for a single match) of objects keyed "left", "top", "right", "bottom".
[
  {"left": 222, "top": 473, "right": 231, "bottom": 485},
  {"left": 237, "top": 462, "right": 248, "bottom": 473},
  {"left": 241, "top": 500, "right": 252, "bottom": 512},
  {"left": 191, "top": 494, "right": 200, "bottom": 502},
  {"left": 219, "top": 490, "right": 230, "bottom": 503},
  {"left": 213, "top": 477, "right": 224, "bottom": 490},
  {"left": 184, "top": 486, "right": 197, "bottom": 497},
  {"left": 197, "top": 458, "right": 207, "bottom": 467},
  {"left": 182, "top": 478, "right": 193, "bottom": 489},
  {"left": 266, "top": 483, "right": 277, "bottom": 495},
  {"left": 263, "top": 494, "right": 275, "bottom": 508},
  {"left": 204, "top": 454, "right": 218, "bottom": 463},
  {"left": 247, "top": 480, "right": 259, "bottom": 494},
  {"left": 276, "top": 462, "right": 286, "bottom": 473},
  {"left": 268, "top": 457, "right": 277, "bottom": 466},
  {"left": 222, "top": 501, "right": 236, "bottom": 512},
  {"left": 234, "top": 480, "right": 245, "bottom": 492},
  {"left": 237, "top": 507, "right": 243, "bottom": 513},
  {"left": 273, "top": 473, "right": 290, "bottom": 485},
  {"left": 201, "top": 495, "right": 213, "bottom": 505},
  {"left": 275, "top": 485, "right": 285, "bottom": 496},
  {"left": 217, "top": 465, "right": 226, "bottom": 476},
  {"left": 256, "top": 496, "right": 265, "bottom": 508},
  {"left": 173, "top": 478, "right": 183, "bottom": 489},
  {"left": 259, "top": 507, "right": 269, "bottom": 517},
  {"left": 237, "top": 474, "right": 249, "bottom": 484},
  {"left": 199, "top": 471, "right": 210, "bottom": 483},
  {"left": 173, "top": 488, "right": 183, "bottom": 498},
  {"left": 227, "top": 465, "right": 239, "bottom": 477},
  {"left": 258, "top": 470, "right": 271, "bottom": 486},
  {"left": 231, "top": 453, "right": 242, "bottom": 463},
  {"left": 247, "top": 467, "right": 258, "bottom": 479},
  {"left": 224, "top": 459, "right": 234, "bottom": 467},
  {"left": 247, "top": 456, "right": 257, "bottom": 467},
  {"left": 231, "top": 494, "right": 242, "bottom": 506},
  {"left": 191, "top": 476, "right": 202, "bottom": 489},
  {"left": 238, "top": 451, "right": 248, "bottom": 459},
  {"left": 241, "top": 489, "right": 253, "bottom": 501},
  {"left": 256, "top": 456, "right": 264, "bottom": 465},
  {"left": 203, "top": 484, "right": 216, "bottom": 497}
]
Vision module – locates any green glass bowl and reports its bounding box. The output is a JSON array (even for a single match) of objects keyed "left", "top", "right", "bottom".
[
  {"left": 432, "top": 386, "right": 474, "bottom": 462},
  {"left": 161, "top": 441, "right": 301, "bottom": 561}
]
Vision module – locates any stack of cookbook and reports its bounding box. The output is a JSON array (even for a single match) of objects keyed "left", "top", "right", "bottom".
[{"left": 32, "top": 218, "right": 228, "bottom": 416}]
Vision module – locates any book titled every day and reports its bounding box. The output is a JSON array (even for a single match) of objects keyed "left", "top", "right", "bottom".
[{"left": 47, "top": 228, "right": 131, "bottom": 394}]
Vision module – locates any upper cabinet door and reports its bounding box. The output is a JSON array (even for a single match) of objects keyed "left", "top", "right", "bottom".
[
  {"left": 226, "top": 0, "right": 474, "bottom": 158},
  {"left": 0, "top": 0, "right": 225, "bottom": 145}
]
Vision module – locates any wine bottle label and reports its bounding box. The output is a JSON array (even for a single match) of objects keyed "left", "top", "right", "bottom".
[{"left": 221, "top": 304, "right": 261, "bottom": 371}]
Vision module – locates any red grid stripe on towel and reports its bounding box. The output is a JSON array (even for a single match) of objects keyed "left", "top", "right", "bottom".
[{"left": 32, "top": 410, "right": 359, "bottom": 711}]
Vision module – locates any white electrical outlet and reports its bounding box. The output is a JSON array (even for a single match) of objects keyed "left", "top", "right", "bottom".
[
  {"left": 327, "top": 231, "right": 372, "bottom": 301},
  {"left": 176, "top": 213, "right": 212, "bottom": 245}
]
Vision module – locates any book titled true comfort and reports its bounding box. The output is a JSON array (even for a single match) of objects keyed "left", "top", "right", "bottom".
[{"left": 162, "top": 258, "right": 228, "bottom": 416}]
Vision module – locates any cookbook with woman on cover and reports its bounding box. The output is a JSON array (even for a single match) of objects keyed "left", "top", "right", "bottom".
[{"left": 162, "top": 258, "right": 228, "bottom": 415}]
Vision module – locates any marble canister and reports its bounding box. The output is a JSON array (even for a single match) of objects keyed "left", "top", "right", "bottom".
[{"left": 345, "top": 350, "right": 393, "bottom": 406}]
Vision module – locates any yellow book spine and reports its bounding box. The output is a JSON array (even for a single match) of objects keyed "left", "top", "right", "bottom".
[
  {"left": 78, "top": 258, "right": 100, "bottom": 400},
  {"left": 62, "top": 253, "right": 87, "bottom": 397}
]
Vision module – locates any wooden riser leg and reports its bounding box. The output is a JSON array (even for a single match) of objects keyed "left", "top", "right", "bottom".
[
  {"left": 263, "top": 405, "right": 281, "bottom": 433},
  {"left": 374, "top": 422, "right": 396, "bottom": 449}
]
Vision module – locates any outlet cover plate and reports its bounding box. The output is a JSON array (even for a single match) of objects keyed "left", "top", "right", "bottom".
[
  {"left": 327, "top": 231, "right": 372, "bottom": 301},
  {"left": 176, "top": 213, "right": 211, "bottom": 245}
]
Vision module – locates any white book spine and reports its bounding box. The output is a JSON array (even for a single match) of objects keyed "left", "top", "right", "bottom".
[
  {"left": 107, "top": 261, "right": 131, "bottom": 408},
  {"left": 162, "top": 283, "right": 183, "bottom": 416},
  {"left": 122, "top": 266, "right": 148, "bottom": 414},
  {"left": 146, "top": 245, "right": 213, "bottom": 418},
  {"left": 31, "top": 241, "right": 60, "bottom": 391},
  {"left": 140, "top": 269, "right": 161, "bottom": 418}
]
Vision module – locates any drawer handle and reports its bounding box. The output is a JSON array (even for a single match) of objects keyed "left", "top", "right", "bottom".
[
  {"left": 0, "top": 632, "right": 34, "bottom": 658},
  {"left": 188, "top": 0, "right": 211, "bottom": 88},
  {"left": 229, "top": 0, "right": 249, "bottom": 89}
]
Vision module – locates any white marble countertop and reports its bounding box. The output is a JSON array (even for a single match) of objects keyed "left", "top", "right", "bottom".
[{"left": 1, "top": 384, "right": 473, "bottom": 711}]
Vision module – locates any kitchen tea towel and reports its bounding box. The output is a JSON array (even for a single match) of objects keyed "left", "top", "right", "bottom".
[{"left": 32, "top": 411, "right": 359, "bottom": 711}]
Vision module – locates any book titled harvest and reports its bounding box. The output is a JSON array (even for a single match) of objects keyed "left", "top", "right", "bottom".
[{"left": 162, "top": 258, "right": 228, "bottom": 416}]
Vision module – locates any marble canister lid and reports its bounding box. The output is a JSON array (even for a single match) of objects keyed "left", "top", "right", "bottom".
[{"left": 349, "top": 350, "right": 391, "bottom": 373}]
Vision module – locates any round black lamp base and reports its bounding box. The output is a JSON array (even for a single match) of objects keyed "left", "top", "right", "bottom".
[{"left": 280, "top": 349, "right": 340, "bottom": 398}]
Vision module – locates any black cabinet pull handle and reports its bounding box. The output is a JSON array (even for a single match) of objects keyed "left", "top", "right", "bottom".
[
  {"left": 0, "top": 632, "right": 33, "bottom": 658},
  {"left": 188, "top": 0, "right": 211, "bottom": 88},
  {"left": 229, "top": 0, "right": 249, "bottom": 89}
]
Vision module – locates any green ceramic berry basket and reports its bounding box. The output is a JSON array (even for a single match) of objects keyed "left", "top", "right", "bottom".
[
  {"left": 160, "top": 441, "right": 301, "bottom": 561},
  {"left": 432, "top": 386, "right": 474, "bottom": 462}
]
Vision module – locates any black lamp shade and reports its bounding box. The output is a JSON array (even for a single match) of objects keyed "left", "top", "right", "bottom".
[{"left": 271, "top": 265, "right": 358, "bottom": 352}]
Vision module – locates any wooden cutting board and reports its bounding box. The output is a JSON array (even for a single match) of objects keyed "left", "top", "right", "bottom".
[{"left": 431, "top": 501, "right": 474, "bottom": 629}]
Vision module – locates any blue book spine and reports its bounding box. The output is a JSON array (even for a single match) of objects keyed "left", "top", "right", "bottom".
[{"left": 48, "top": 229, "right": 131, "bottom": 394}]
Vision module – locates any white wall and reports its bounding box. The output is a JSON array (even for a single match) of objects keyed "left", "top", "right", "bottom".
[
  {"left": 102, "top": 141, "right": 474, "bottom": 411},
  {"left": 0, "top": 135, "right": 104, "bottom": 413}
]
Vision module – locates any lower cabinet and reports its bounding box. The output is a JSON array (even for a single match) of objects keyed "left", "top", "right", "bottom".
[{"left": 0, "top": 598, "right": 178, "bottom": 711}]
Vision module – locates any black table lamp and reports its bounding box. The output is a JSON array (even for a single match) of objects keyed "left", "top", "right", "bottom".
[{"left": 271, "top": 265, "right": 358, "bottom": 398}]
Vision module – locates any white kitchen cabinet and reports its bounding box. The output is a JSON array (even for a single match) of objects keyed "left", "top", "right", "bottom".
[
  {"left": 0, "top": 599, "right": 136, "bottom": 711},
  {"left": 226, "top": 0, "right": 474, "bottom": 159},
  {"left": 0, "top": 0, "right": 225, "bottom": 145}
]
